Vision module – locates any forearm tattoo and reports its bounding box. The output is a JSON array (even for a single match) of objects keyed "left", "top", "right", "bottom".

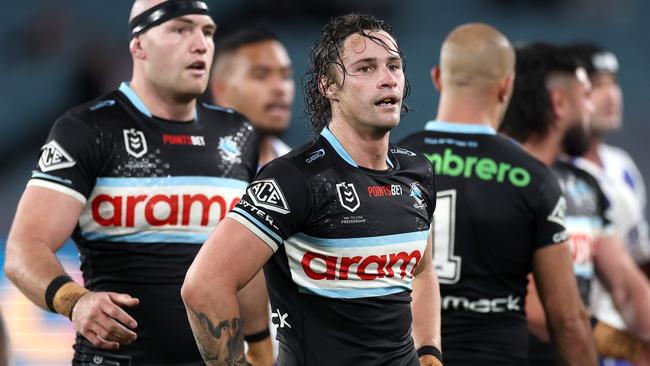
[{"left": 189, "top": 308, "right": 247, "bottom": 365}]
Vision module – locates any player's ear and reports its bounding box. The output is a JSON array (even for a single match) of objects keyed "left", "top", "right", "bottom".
[
  {"left": 432, "top": 65, "right": 443, "bottom": 92},
  {"left": 548, "top": 88, "right": 565, "bottom": 121},
  {"left": 130, "top": 36, "right": 146, "bottom": 60},
  {"left": 498, "top": 74, "right": 515, "bottom": 103},
  {"left": 319, "top": 75, "right": 339, "bottom": 102}
]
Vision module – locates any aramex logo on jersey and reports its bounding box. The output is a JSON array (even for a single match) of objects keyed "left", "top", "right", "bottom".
[
  {"left": 336, "top": 182, "right": 360, "bottom": 212},
  {"left": 38, "top": 140, "right": 76, "bottom": 172},
  {"left": 301, "top": 250, "right": 422, "bottom": 281},
  {"left": 123, "top": 129, "right": 148, "bottom": 158},
  {"left": 247, "top": 179, "right": 290, "bottom": 214}
]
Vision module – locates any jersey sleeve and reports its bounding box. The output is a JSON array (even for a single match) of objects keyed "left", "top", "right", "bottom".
[
  {"left": 27, "top": 113, "right": 102, "bottom": 204},
  {"left": 226, "top": 158, "right": 311, "bottom": 252},
  {"left": 533, "top": 173, "right": 569, "bottom": 249}
]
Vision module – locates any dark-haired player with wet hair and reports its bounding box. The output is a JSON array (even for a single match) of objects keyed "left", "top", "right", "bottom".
[
  {"left": 399, "top": 24, "right": 596, "bottom": 366},
  {"left": 3, "top": 1, "right": 264, "bottom": 365},
  {"left": 183, "top": 13, "right": 442, "bottom": 366}
]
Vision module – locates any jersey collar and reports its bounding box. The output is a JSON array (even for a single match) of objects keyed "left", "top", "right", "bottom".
[
  {"left": 118, "top": 81, "right": 198, "bottom": 120},
  {"left": 424, "top": 120, "right": 496, "bottom": 135},
  {"left": 320, "top": 126, "right": 394, "bottom": 169}
]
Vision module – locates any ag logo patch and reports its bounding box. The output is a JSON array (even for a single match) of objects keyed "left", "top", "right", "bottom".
[
  {"left": 38, "top": 140, "right": 76, "bottom": 172},
  {"left": 123, "top": 129, "right": 148, "bottom": 158},
  {"left": 336, "top": 182, "right": 360, "bottom": 212},
  {"left": 248, "top": 179, "right": 290, "bottom": 214}
]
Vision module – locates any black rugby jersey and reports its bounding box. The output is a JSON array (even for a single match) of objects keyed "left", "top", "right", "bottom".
[
  {"left": 398, "top": 121, "right": 568, "bottom": 366},
  {"left": 528, "top": 157, "right": 612, "bottom": 366},
  {"left": 227, "top": 126, "right": 436, "bottom": 366},
  {"left": 29, "top": 82, "right": 258, "bottom": 365}
]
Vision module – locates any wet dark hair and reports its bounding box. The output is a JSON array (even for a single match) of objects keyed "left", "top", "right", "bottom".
[
  {"left": 303, "top": 13, "right": 410, "bottom": 133},
  {"left": 213, "top": 26, "right": 280, "bottom": 62},
  {"left": 500, "top": 42, "right": 581, "bottom": 142}
]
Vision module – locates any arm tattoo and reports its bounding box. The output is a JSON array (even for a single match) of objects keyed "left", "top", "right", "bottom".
[{"left": 189, "top": 308, "right": 248, "bottom": 365}]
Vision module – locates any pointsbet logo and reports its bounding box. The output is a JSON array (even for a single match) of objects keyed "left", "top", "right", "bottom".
[{"left": 424, "top": 148, "right": 531, "bottom": 187}]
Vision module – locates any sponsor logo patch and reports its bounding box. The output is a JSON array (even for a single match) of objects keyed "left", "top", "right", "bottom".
[
  {"left": 336, "top": 182, "right": 360, "bottom": 212},
  {"left": 305, "top": 148, "right": 325, "bottom": 163},
  {"left": 163, "top": 134, "right": 205, "bottom": 146},
  {"left": 123, "top": 129, "right": 148, "bottom": 158},
  {"left": 89, "top": 99, "right": 115, "bottom": 111},
  {"left": 367, "top": 184, "right": 402, "bottom": 198},
  {"left": 38, "top": 140, "right": 76, "bottom": 172},
  {"left": 390, "top": 147, "right": 416, "bottom": 156},
  {"left": 271, "top": 309, "right": 291, "bottom": 329},
  {"left": 247, "top": 179, "right": 290, "bottom": 214}
]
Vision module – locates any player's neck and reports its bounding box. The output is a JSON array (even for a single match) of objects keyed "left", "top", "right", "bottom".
[
  {"left": 436, "top": 91, "right": 501, "bottom": 130},
  {"left": 582, "top": 136, "right": 604, "bottom": 167},
  {"left": 258, "top": 137, "right": 277, "bottom": 167},
  {"left": 522, "top": 132, "right": 562, "bottom": 166},
  {"left": 129, "top": 78, "right": 196, "bottom": 121},
  {"left": 328, "top": 121, "right": 390, "bottom": 171}
]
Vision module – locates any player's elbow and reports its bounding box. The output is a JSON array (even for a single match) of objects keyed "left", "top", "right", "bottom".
[
  {"left": 181, "top": 273, "right": 205, "bottom": 310},
  {"left": 547, "top": 305, "right": 591, "bottom": 343},
  {"left": 3, "top": 239, "right": 22, "bottom": 284}
]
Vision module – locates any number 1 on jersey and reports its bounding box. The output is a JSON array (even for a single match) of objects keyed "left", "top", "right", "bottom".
[{"left": 432, "top": 189, "right": 461, "bottom": 284}]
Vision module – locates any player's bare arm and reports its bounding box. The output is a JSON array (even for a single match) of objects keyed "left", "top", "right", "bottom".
[
  {"left": 411, "top": 234, "right": 442, "bottom": 366},
  {"left": 182, "top": 217, "right": 273, "bottom": 365},
  {"left": 4, "top": 186, "right": 139, "bottom": 350},
  {"left": 531, "top": 242, "right": 597, "bottom": 365},
  {"left": 595, "top": 234, "right": 650, "bottom": 339}
]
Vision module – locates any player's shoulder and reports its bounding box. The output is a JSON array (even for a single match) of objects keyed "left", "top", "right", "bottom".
[
  {"left": 199, "top": 102, "right": 250, "bottom": 127},
  {"left": 258, "top": 137, "right": 323, "bottom": 179},
  {"left": 389, "top": 143, "right": 431, "bottom": 172},
  {"left": 494, "top": 134, "right": 551, "bottom": 174},
  {"left": 600, "top": 143, "right": 637, "bottom": 167},
  {"left": 554, "top": 157, "right": 599, "bottom": 186},
  {"left": 55, "top": 90, "right": 124, "bottom": 131}
]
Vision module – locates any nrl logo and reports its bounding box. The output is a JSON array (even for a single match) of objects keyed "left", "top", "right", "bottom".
[
  {"left": 248, "top": 179, "right": 290, "bottom": 214},
  {"left": 38, "top": 140, "right": 76, "bottom": 172},
  {"left": 336, "top": 182, "right": 360, "bottom": 212},
  {"left": 123, "top": 129, "right": 148, "bottom": 158}
]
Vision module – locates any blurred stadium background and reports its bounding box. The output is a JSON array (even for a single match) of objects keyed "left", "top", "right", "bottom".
[{"left": 1, "top": 0, "right": 648, "bottom": 364}]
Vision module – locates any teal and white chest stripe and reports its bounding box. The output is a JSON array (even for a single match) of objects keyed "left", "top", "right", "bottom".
[{"left": 286, "top": 230, "right": 429, "bottom": 298}]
